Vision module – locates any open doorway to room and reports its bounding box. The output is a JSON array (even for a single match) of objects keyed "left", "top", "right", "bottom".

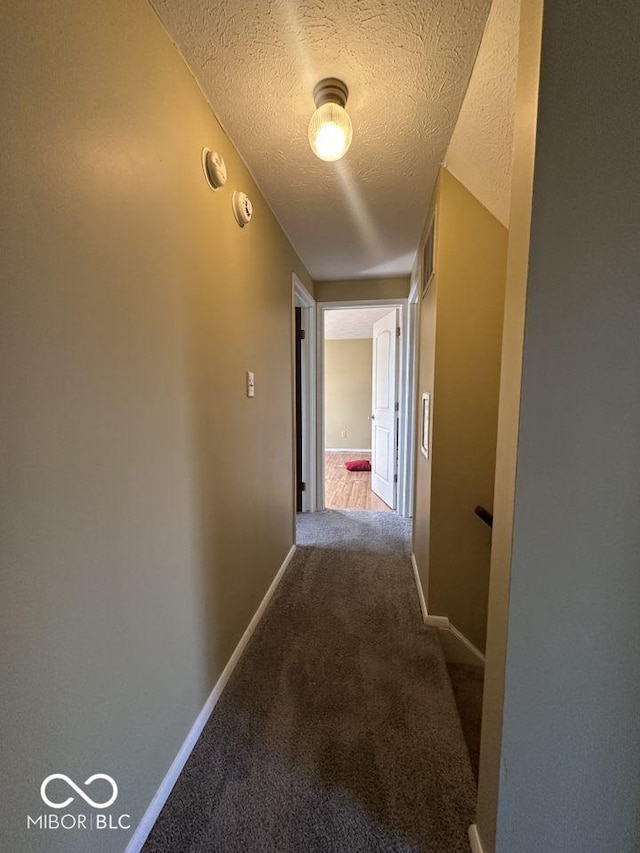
[
  {"left": 324, "top": 306, "right": 390, "bottom": 512},
  {"left": 320, "top": 304, "right": 408, "bottom": 513}
]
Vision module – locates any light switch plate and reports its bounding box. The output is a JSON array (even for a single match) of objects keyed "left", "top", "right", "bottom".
[{"left": 247, "top": 371, "right": 255, "bottom": 398}]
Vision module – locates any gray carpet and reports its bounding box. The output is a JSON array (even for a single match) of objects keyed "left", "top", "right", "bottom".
[
  {"left": 446, "top": 663, "right": 484, "bottom": 783},
  {"left": 143, "top": 510, "right": 476, "bottom": 853}
]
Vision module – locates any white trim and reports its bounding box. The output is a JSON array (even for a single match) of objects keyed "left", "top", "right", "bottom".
[
  {"left": 396, "top": 301, "right": 411, "bottom": 516},
  {"left": 448, "top": 623, "right": 486, "bottom": 666},
  {"left": 410, "top": 553, "right": 485, "bottom": 665},
  {"left": 408, "top": 267, "right": 421, "bottom": 304},
  {"left": 410, "top": 553, "right": 428, "bottom": 622},
  {"left": 401, "top": 298, "right": 419, "bottom": 516},
  {"left": 468, "top": 824, "right": 485, "bottom": 853},
  {"left": 317, "top": 299, "right": 415, "bottom": 517},
  {"left": 425, "top": 613, "right": 451, "bottom": 629},
  {"left": 317, "top": 298, "right": 406, "bottom": 310},
  {"left": 425, "top": 614, "right": 486, "bottom": 665},
  {"left": 325, "top": 447, "right": 372, "bottom": 453},
  {"left": 419, "top": 392, "right": 431, "bottom": 462},
  {"left": 125, "top": 545, "right": 297, "bottom": 853},
  {"left": 293, "top": 277, "right": 315, "bottom": 308},
  {"left": 293, "top": 275, "right": 317, "bottom": 513}
]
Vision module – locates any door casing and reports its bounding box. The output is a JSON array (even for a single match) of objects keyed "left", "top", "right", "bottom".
[
  {"left": 293, "top": 274, "right": 316, "bottom": 513},
  {"left": 316, "top": 298, "right": 416, "bottom": 518}
]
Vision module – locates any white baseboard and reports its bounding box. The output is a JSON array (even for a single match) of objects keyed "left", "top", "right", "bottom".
[
  {"left": 410, "top": 553, "right": 428, "bottom": 622},
  {"left": 468, "top": 823, "right": 485, "bottom": 853},
  {"left": 125, "top": 544, "right": 297, "bottom": 853},
  {"left": 325, "top": 448, "right": 372, "bottom": 453},
  {"left": 410, "top": 552, "right": 448, "bottom": 628},
  {"left": 437, "top": 621, "right": 485, "bottom": 667},
  {"left": 425, "top": 613, "right": 451, "bottom": 629},
  {"left": 448, "top": 623, "right": 485, "bottom": 666},
  {"left": 410, "top": 553, "right": 484, "bottom": 667}
]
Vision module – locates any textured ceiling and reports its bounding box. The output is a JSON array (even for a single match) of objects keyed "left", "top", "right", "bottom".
[
  {"left": 324, "top": 307, "right": 392, "bottom": 339},
  {"left": 151, "top": 0, "right": 492, "bottom": 280},
  {"left": 445, "top": 0, "right": 520, "bottom": 225}
]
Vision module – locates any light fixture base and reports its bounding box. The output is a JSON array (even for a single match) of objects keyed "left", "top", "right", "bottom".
[{"left": 313, "top": 77, "right": 349, "bottom": 109}]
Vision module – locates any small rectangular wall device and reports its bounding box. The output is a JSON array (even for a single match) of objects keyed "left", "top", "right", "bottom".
[{"left": 247, "top": 371, "right": 255, "bottom": 398}]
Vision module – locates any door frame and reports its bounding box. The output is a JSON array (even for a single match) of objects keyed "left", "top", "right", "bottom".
[
  {"left": 293, "top": 274, "right": 317, "bottom": 513},
  {"left": 405, "top": 272, "right": 421, "bottom": 518},
  {"left": 317, "top": 298, "right": 416, "bottom": 517}
]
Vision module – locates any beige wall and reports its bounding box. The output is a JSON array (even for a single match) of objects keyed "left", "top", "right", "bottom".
[
  {"left": 325, "top": 339, "right": 373, "bottom": 449},
  {"left": 412, "top": 277, "right": 438, "bottom": 582},
  {"left": 315, "top": 277, "right": 410, "bottom": 302},
  {"left": 413, "top": 169, "right": 507, "bottom": 654},
  {"left": 0, "top": 1, "right": 311, "bottom": 850}
]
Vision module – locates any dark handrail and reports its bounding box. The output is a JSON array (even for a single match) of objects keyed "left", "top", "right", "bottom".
[{"left": 474, "top": 505, "right": 494, "bottom": 529}]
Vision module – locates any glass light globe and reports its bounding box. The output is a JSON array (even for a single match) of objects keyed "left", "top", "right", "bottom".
[{"left": 308, "top": 102, "right": 353, "bottom": 162}]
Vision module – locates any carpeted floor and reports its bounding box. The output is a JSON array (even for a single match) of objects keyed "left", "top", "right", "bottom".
[
  {"left": 446, "top": 663, "right": 484, "bottom": 783},
  {"left": 143, "top": 510, "right": 476, "bottom": 853}
]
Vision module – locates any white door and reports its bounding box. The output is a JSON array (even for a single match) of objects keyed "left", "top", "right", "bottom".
[{"left": 371, "top": 309, "right": 398, "bottom": 509}]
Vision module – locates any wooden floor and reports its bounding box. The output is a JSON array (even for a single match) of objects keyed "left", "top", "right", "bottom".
[{"left": 324, "top": 451, "right": 393, "bottom": 512}]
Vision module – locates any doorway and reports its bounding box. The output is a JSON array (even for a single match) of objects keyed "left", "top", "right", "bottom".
[
  {"left": 318, "top": 300, "right": 414, "bottom": 516},
  {"left": 293, "top": 275, "right": 316, "bottom": 513},
  {"left": 324, "top": 306, "right": 396, "bottom": 511}
]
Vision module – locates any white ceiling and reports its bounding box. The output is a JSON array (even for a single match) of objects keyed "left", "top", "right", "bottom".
[
  {"left": 151, "top": 0, "right": 492, "bottom": 280},
  {"left": 324, "top": 307, "right": 392, "bottom": 340},
  {"left": 445, "top": 0, "right": 520, "bottom": 226}
]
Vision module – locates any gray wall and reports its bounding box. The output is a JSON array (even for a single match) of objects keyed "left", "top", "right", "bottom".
[
  {"left": 494, "top": 1, "right": 640, "bottom": 850},
  {"left": 0, "top": 1, "right": 311, "bottom": 850}
]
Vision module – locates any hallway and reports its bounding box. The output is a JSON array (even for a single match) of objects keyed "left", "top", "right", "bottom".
[
  {"left": 4, "top": 0, "right": 639, "bottom": 849},
  {"left": 144, "top": 511, "right": 476, "bottom": 852}
]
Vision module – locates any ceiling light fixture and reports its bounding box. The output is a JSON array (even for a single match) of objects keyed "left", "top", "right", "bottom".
[{"left": 308, "top": 78, "right": 353, "bottom": 162}]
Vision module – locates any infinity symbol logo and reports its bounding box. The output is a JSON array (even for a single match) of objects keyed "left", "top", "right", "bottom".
[{"left": 40, "top": 774, "right": 118, "bottom": 810}]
